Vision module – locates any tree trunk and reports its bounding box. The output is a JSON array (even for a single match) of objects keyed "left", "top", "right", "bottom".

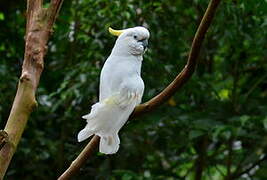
[{"left": 0, "top": 0, "right": 64, "bottom": 179}]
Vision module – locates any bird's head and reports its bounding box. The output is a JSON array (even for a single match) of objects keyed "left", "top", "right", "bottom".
[{"left": 109, "top": 26, "right": 150, "bottom": 56}]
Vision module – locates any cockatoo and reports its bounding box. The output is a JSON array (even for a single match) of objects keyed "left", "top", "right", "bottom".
[{"left": 78, "top": 26, "right": 150, "bottom": 154}]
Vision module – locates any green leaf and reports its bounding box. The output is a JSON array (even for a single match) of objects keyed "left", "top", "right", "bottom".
[
  {"left": 189, "top": 130, "right": 204, "bottom": 139},
  {"left": 218, "top": 89, "right": 230, "bottom": 100},
  {"left": 0, "top": 12, "right": 4, "bottom": 21}
]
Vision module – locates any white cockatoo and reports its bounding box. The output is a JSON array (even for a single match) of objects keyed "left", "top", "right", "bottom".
[{"left": 78, "top": 26, "right": 150, "bottom": 154}]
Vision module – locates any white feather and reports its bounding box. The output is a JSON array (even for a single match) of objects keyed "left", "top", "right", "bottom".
[{"left": 78, "top": 26, "right": 150, "bottom": 154}]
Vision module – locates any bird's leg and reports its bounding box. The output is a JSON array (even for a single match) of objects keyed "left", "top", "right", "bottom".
[{"left": 0, "top": 130, "right": 9, "bottom": 150}]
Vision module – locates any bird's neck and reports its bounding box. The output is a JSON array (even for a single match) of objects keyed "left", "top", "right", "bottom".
[
  {"left": 130, "top": 55, "right": 143, "bottom": 75},
  {"left": 111, "top": 43, "right": 144, "bottom": 58},
  {"left": 108, "top": 53, "right": 143, "bottom": 75},
  {"left": 111, "top": 49, "right": 143, "bottom": 61}
]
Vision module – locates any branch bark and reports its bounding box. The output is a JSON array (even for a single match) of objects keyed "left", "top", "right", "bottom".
[
  {"left": 58, "top": 136, "right": 100, "bottom": 180},
  {"left": 130, "top": 0, "right": 221, "bottom": 118},
  {"left": 58, "top": 0, "right": 222, "bottom": 179},
  {"left": 0, "top": 0, "right": 64, "bottom": 179}
]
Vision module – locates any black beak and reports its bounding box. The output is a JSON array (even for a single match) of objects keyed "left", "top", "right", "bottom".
[
  {"left": 142, "top": 39, "right": 148, "bottom": 49},
  {"left": 138, "top": 39, "right": 148, "bottom": 49}
]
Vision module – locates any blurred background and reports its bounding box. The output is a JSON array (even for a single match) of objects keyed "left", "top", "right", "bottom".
[{"left": 0, "top": 0, "right": 267, "bottom": 179}]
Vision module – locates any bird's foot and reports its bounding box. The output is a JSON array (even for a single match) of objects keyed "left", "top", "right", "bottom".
[{"left": 0, "top": 130, "right": 9, "bottom": 150}]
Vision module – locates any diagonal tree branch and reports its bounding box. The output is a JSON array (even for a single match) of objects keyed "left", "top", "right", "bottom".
[
  {"left": 227, "top": 138, "right": 267, "bottom": 180},
  {"left": 58, "top": 136, "right": 100, "bottom": 180},
  {"left": 58, "top": 0, "right": 222, "bottom": 179},
  {"left": 230, "top": 155, "right": 267, "bottom": 179},
  {"left": 0, "top": 0, "right": 64, "bottom": 179},
  {"left": 131, "top": 0, "right": 221, "bottom": 118}
]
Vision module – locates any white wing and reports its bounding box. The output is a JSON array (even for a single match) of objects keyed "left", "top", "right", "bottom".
[
  {"left": 111, "top": 81, "right": 144, "bottom": 108},
  {"left": 78, "top": 78, "right": 144, "bottom": 154}
]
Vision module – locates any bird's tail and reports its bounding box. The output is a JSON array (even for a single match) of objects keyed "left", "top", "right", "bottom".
[
  {"left": 77, "top": 103, "right": 103, "bottom": 142},
  {"left": 78, "top": 129, "right": 120, "bottom": 154},
  {"left": 77, "top": 101, "right": 122, "bottom": 154},
  {"left": 99, "top": 133, "right": 120, "bottom": 154},
  {"left": 77, "top": 125, "right": 95, "bottom": 142}
]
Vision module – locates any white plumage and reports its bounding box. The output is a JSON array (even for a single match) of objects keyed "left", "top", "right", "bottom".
[{"left": 78, "top": 26, "right": 150, "bottom": 154}]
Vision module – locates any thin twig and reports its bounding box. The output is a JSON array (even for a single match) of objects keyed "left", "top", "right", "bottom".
[
  {"left": 231, "top": 155, "right": 267, "bottom": 179},
  {"left": 243, "top": 73, "right": 267, "bottom": 101},
  {"left": 226, "top": 137, "right": 267, "bottom": 180},
  {"left": 58, "top": 0, "right": 222, "bottom": 179}
]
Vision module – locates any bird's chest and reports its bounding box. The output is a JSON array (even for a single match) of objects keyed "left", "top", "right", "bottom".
[
  {"left": 100, "top": 57, "right": 144, "bottom": 100},
  {"left": 113, "top": 68, "right": 144, "bottom": 91}
]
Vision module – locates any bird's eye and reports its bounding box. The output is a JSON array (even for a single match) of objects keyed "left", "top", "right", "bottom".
[{"left": 133, "top": 35, "right": 137, "bottom": 39}]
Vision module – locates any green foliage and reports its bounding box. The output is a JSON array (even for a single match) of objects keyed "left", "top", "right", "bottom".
[{"left": 1, "top": 0, "right": 267, "bottom": 179}]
